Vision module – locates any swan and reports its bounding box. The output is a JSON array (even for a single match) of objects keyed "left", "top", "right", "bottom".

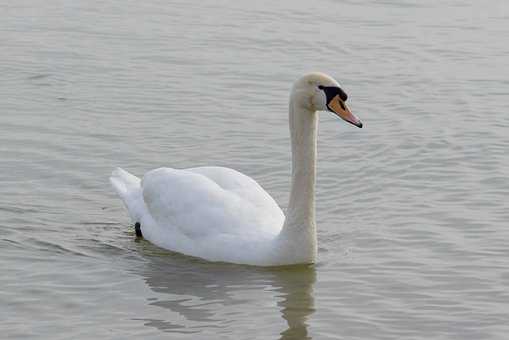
[{"left": 110, "top": 72, "right": 362, "bottom": 266}]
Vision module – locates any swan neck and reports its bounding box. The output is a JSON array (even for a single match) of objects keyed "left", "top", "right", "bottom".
[
  {"left": 287, "top": 101, "right": 317, "bottom": 225},
  {"left": 276, "top": 98, "right": 318, "bottom": 263}
]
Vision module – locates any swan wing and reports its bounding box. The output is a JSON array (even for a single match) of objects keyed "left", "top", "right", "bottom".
[{"left": 141, "top": 167, "right": 284, "bottom": 242}]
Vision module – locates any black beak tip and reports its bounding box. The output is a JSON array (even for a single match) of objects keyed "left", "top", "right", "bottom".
[{"left": 357, "top": 121, "right": 363, "bottom": 128}]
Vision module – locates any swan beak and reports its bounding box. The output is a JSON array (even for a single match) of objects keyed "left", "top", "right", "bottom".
[{"left": 328, "top": 95, "right": 363, "bottom": 128}]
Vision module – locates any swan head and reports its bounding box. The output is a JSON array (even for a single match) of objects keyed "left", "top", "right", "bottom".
[{"left": 292, "top": 72, "right": 362, "bottom": 128}]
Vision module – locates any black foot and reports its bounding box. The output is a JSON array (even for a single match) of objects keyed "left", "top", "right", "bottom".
[{"left": 134, "top": 222, "right": 143, "bottom": 238}]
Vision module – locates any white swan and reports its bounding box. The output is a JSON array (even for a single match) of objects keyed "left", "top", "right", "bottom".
[{"left": 110, "top": 72, "right": 362, "bottom": 266}]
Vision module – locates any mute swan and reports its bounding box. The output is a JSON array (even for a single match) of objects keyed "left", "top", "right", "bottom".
[{"left": 110, "top": 72, "right": 362, "bottom": 266}]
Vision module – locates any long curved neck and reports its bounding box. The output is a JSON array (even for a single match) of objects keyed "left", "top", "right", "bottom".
[
  {"left": 277, "top": 97, "right": 318, "bottom": 263},
  {"left": 287, "top": 101, "right": 317, "bottom": 226}
]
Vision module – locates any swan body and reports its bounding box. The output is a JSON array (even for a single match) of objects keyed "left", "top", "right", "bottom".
[{"left": 111, "top": 72, "right": 362, "bottom": 266}]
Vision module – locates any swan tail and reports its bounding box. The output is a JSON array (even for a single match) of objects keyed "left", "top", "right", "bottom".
[
  {"left": 110, "top": 168, "right": 140, "bottom": 196},
  {"left": 110, "top": 168, "right": 143, "bottom": 222}
]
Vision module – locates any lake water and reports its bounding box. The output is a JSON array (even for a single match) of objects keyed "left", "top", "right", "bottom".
[{"left": 2, "top": 0, "right": 509, "bottom": 339}]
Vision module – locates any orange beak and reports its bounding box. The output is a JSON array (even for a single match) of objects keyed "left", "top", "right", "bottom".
[{"left": 327, "top": 94, "right": 363, "bottom": 128}]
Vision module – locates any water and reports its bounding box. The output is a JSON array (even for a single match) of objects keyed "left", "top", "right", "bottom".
[{"left": 2, "top": 0, "right": 509, "bottom": 338}]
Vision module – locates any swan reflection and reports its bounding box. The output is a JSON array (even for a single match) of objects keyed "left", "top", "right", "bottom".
[{"left": 134, "top": 243, "right": 316, "bottom": 339}]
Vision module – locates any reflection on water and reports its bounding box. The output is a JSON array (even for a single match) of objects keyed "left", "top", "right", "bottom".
[
  {"left": 134, "top": 241, "right": 316, "bottom": 339},
  {"left": 277, "top": 267, "right": 315, "bottom": 340}
]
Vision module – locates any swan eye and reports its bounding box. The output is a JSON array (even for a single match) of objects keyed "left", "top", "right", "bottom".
[{"left": 319, "top": 86, "right": 348, "bottom": 102}]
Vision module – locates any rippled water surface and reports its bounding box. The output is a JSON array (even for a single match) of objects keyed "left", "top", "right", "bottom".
[{"left": 2, "top": 0, "right": 509, "bottom": 339}]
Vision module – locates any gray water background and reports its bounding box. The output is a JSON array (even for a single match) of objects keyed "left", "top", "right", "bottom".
[{"left": 1, "top": 0, "right": 509, "bottom": 339}]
